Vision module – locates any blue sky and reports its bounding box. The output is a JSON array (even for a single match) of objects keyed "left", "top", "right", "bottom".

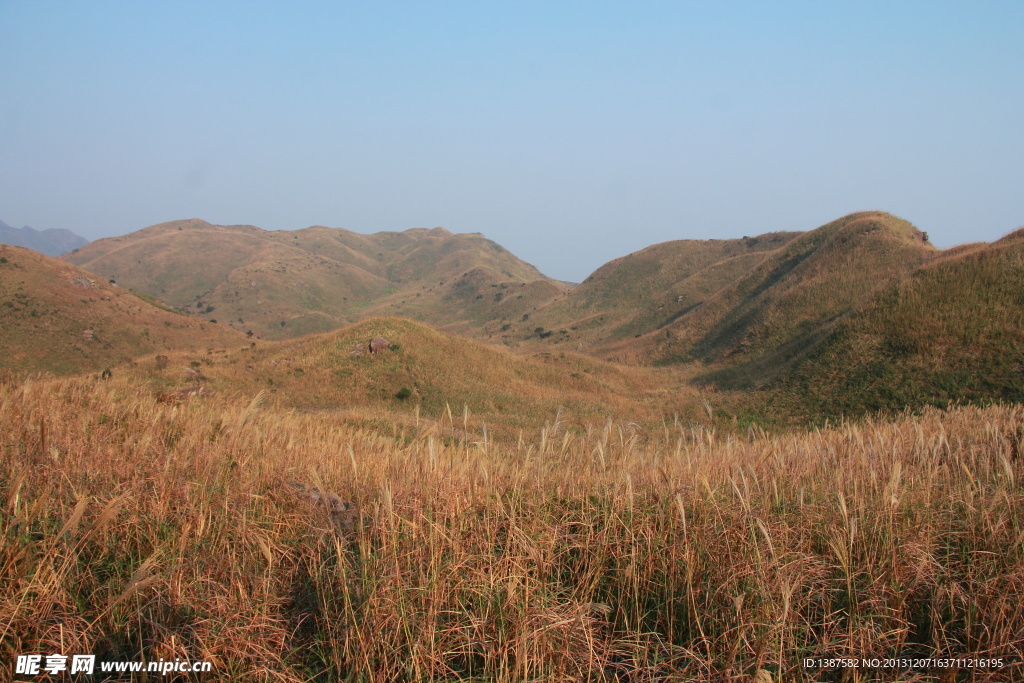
[{"left": 1, "top": 1, "right": 1021, "bottom": 281}]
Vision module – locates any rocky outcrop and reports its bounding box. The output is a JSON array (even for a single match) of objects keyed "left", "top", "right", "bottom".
[
  {"left": 285, "top": 481, "right": 363, "bottom": 533},
  {"left": 156, "top": 386, "right": 214, "bottom": 403}
]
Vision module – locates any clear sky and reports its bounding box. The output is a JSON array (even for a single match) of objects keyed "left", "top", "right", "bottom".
[{"left": 1, "top": 1, "right": 1021, "bottom": 281}]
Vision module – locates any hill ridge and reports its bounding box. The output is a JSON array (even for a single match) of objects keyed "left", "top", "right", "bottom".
[
  {"left": 616, "top": 211, "right": 935, "bottom": 367},
  {"left": 63, "top": 219, "right": 564, "bottom": 340}
]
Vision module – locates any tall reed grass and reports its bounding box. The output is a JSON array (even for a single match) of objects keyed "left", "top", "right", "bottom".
[{"left": 2, "top": 376, "right": 1022, "bottom": 681}]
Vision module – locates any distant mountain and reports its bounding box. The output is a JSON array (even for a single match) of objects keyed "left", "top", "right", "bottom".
[
  {"left": 62, "top": 219, "right": 568, "bottom": 340},
  {"left": 0, "top": 244, "right": 245, "bottom": 375},
  {"left": 0, "top": 218, "right": 89, "bottom": 256}
]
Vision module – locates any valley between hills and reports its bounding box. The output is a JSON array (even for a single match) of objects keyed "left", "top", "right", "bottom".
[{"left": 3, "top": 210, "right": 1024, "bottom": 680}]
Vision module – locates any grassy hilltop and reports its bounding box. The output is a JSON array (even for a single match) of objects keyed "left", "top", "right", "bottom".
[
  {"left": 118, "top": 316, "right": 702, "bottom": 439},
  {"left": 486, "top": 231, "right": 801, "bottom": 350},
  {"left": 63, "top": 220, "right": 566, "bottom": 341},
  {"left": 650, "top": 212, "right": 934, "bottom": 366},
  {"left": 768, "top": 227, "right": 1024, "bottom": 420}
]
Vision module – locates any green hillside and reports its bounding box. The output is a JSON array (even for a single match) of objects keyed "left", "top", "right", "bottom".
[
  {"left": 636, "top": 212, "right": 936, "bottom": 375},
  {"left": 768, "top": 227, "right": 1024, "bottom": 420},
  {"left": 487, "top": 232, "right": 801, "bottom": 350}
]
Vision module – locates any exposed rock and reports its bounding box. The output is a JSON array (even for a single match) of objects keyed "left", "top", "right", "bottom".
[
  {"left": 156, "top": 386, "right": 214, "bottom": 403},
  {"left": 350, "top": 342, "right": 365, "bottom": 357},
  {"left": 67, "top": 275, "right": 96, "bottom": 288},
  {"left": 285, "top": 481, "right": 363, "bottom": 533},
  {"left": 369, "top": 337, "right": 391, "bottom": 353},
  {"left": 183, "top": 367, "right": 207, "bottom": 381}
]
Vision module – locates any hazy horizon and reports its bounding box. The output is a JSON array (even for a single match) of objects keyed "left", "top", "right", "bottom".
[{"left": 2, "top": 1, "right": 1022, "bottom": 281}]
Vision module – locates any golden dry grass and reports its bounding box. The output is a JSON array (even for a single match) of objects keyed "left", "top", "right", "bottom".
[{"left": 2, "top": 374, "right": 1023, "bottom": 681}]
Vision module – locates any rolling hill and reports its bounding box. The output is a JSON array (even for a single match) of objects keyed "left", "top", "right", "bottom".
[
  {"left": 0, "top": 244, "right": 245, "bottom": 375},
  {"left": 767, "top": 226, "right": 1024, "bottom": 420},
  {"left": 118, "top": 316, "right": 698, "bottom": 437},
  {"left": 608, "top": 212, "right": 936, "bottom": 372},
  {"left": 38, "top": 209, "right": 1024, "bottom": 428},
  {"left": 487, "top": 211, "right": 935, "bottom": 377},
  {"left": 62, "top": 219, "right": 567, "bottom": 340},
  {"left": 485, "top": 231, "right": 802, "bottom": 349}
]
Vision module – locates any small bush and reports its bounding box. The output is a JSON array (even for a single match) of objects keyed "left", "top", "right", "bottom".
[{"left": 395, "top": 387, "right": 412, "bottom": 400}]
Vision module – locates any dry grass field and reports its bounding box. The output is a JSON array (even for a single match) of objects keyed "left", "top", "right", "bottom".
[{"left": 2, "top": 372, "right": 1022, "bottom": 681}]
